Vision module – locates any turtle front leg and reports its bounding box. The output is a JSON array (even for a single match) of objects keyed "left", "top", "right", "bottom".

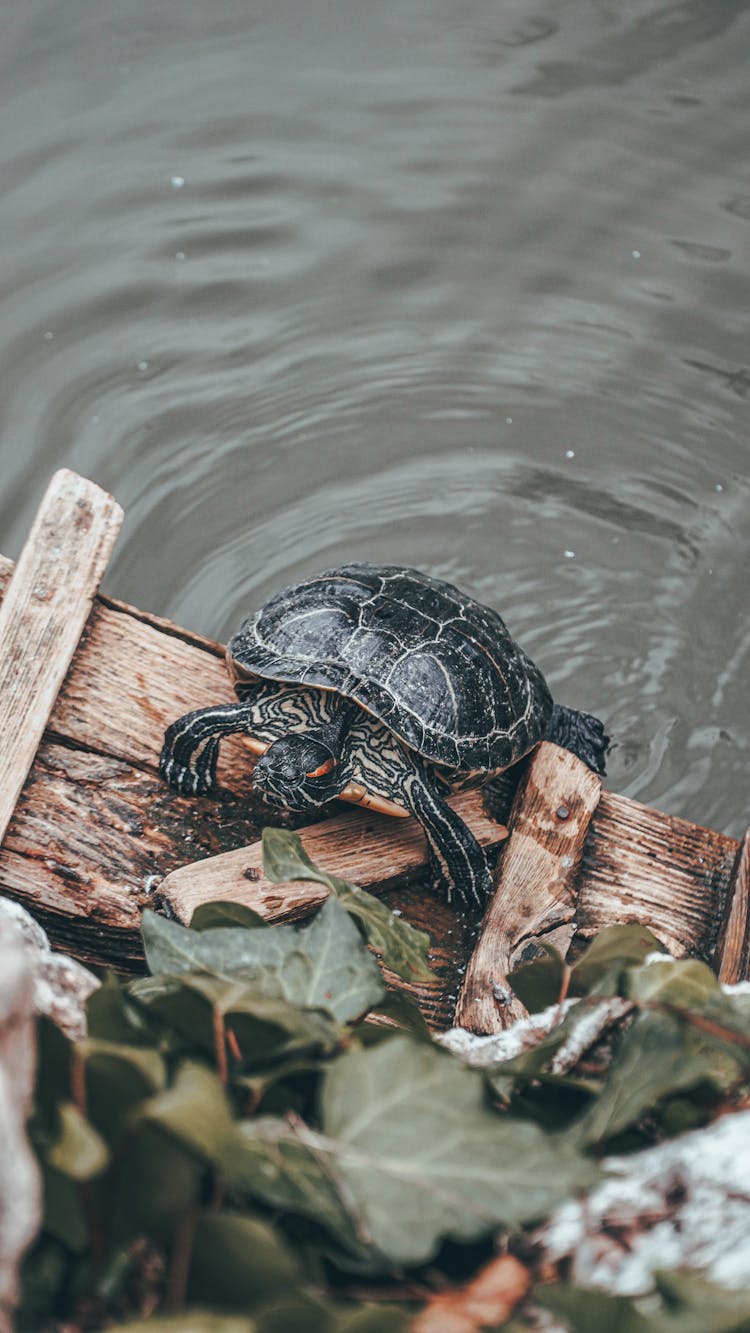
[
  {"left": 400, "top": 764, "right": 494, "bottom": 909},
  {"left": 160, "top": 700, "right": 260, "bottom": 796}
]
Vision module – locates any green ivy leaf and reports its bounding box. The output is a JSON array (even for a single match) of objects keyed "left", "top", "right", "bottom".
[
  {"left": 106, "top": 1316, "right": 258, "bottom": 1332},
  {"left": 539, "top": 1272, "right": 750, "bottom": 1333},
  {"left": 46, "top": 1101, "right": 109, "bottom": 1181},
  {"left": 190, "top": 901, "right": 270, "bottom": 931},
  {"left": 188, "top": 1212, "right": 300, "bottom": 1309},
  {"left": 508, "top": 944, "right": 567, "bottom": 1013},
  {"left": 625, "top": 958, "right": 722, "bottom": 1007},
  {"left": 653, "top": 1270, "right": 750, "bottom": 1330},
  {"left": 108, "top": 1121, "right": 204, "bottom": 1244},
  {"left": 86, "top": 976, "right": 154, "bottom": 1045},
  {"left": 141, "top": 895, "right": 384, "bottom": 1023},
  {"left": 364, "top": 991, "right": 434, "bottom": 1042},
  {"left": 538, "top": 1283, "right": 654, "bottom": 1332},
  {"left": 231, "top": 1117, "right": 368, "bottom": 1256},
  {"left": 334, "top": 1309, "right": 408, "bottom": 1333},
  {"left": 77, "top": 1039, "right": 167, "bottom": 1145},
  {"left": 136, "top": 1061, "right": 236, "bottom": 1168},
  {"left": 578, "top": 1009, "right": 741, "bottom": 1145},
  {"left": 569, "top": 925, "right": 664, "bottom": 998},
  {"left": 262, "top": 828, "right": 435, "bottom": 984},
  {"left": 131, "top": 973, "right": 342, "bottom": 1068},
  {"left": 254, "top": 1036, "right": 598, "bottom": 1265}
]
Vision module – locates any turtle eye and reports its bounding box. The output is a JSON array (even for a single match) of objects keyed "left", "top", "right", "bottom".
[{"left": 306, "top": 758, "right": 337, "bottom": 778}]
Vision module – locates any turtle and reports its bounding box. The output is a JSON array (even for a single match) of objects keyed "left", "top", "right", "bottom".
[{"left": 160, "top": 563, "right": 608, "bottom": 906}]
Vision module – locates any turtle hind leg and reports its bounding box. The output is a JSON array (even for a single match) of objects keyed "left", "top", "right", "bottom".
[
  {"left": 401, "top": 764, "right": 494, "bottom": 909},
  {"left": 160, "top": 701, "right": 258, "bottom": 796},
  {"left": 545, "top": 704, "right": 609, "bottom": 776}
]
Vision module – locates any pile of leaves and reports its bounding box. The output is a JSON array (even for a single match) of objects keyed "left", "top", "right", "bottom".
[{"left": 18, "top": 830, "right": 750, "bottom": 1332}]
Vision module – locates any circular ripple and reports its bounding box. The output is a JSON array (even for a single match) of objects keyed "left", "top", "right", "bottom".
[{"left": 0, "top": 0, "right": 748, "bottom": 839}]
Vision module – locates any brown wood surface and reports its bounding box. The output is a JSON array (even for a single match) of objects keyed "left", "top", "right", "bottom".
[
  {"left": 453, "top": 744, "right": 602, "bottom": 1033},
  {"left": 0, "top": 489, "right": 746, "bottom": 1031},
  {"left": 158, "top": 790, "right": 509, "bottom": 923},
  {"left": 577, "top": 792, "right": 738, "bottom": 961},
  {"left": 0, "top": 472, "right": 123, "bottom": 846},
  {"left": 715, "top": 830, "right": 750, "bottom": 985}
]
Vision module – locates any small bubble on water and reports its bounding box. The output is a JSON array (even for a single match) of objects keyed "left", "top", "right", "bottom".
[
  {"left": 632, "top": 249, "right": 641, "bottom": 259},
  {"left": 565, "top": 449, "right": 575, "bottom": 459},
  {"left": 506, "top": 416, "right": 513, "bottom": 424},
  {"left": 715, "top": 483, "right": 723, "bottom": 492},
  {"left": 175, "top": 251, "right": 186, "bottom": 261},
  {"left": 137, "top": 360, "right": 149, "bottom": 372},
  {"left": 563, "top": 549, "right": 576, "bottom": 559},
  {"left": 43, "top": 330, "right": 54, "bottom": 341},
  {"left": 170, "top": 175, "right": 185, "bottom": 188}
]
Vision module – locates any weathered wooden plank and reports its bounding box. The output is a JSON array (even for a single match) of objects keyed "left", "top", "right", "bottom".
[
  {"left": 0, "top": 472, "right": 123, "bottom": 846},
  {"left": 715, "top": 830, "right": 750, "bottom": 985},
  {"left": 0, "top": 740, "right": 268, "bottom": 968},
  {"left": 0, "top": 521, "right": 745, "bottom": 1022},
  {"left": 157, "top": 790, "right": 509, "bottom": 924},
  {"left": 1, "top": 548, "right": 249, "bottom": 787},
  {"left": 53, "top": 600, "right": 253, "bottom": 787},
  {"left": 577, "top": 792, "right": 737, "bottom": 961},
  {"left": 453, "top": 745, "right": 601, "bottom": 1033}
]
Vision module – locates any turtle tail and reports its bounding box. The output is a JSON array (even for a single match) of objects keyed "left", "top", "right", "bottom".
[{"left": 545, "top": 704, "right": 609, "bottom": 776}]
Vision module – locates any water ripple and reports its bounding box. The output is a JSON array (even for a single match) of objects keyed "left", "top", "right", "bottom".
[{"left": 0, "top": 0, "right": 747, "bottom": 839}]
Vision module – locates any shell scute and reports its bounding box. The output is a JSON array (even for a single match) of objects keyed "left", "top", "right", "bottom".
[{"left": 228, "top": 563, "right": 553, "bottom": 771}]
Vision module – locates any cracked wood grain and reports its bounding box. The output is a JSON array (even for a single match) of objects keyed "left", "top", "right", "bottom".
[
  {"left": 714, "top": 829, "right": 750, "bottom": 985},
  {"left": 454, "top": 743, "right": 602, "bottom": 1033},
  {"left": 0, "top": 471, "right": 123, "bottom": 846}
]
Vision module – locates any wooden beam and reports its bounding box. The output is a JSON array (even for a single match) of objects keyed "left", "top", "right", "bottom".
[
  {"left": 715, "top": 830, "right": 750, "bottom": 985},
  {"left": 577, "top": 792, "right": 738, "bottom": 962},
  {"left": 0, "top": 508, "right": 745, "bottom": 1030},
  {"left": 0, "top": 472, "right": 122, "bottom": 846},
  {"left": 453, "top": 744, "right": 601, "bottom": 1033},
  {"left": 157, "top": 791, "right": 509, "bottom": 924}
]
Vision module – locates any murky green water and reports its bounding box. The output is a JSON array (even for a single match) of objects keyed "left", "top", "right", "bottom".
[{"left": 0, "top": 0, "right": 747, "bottom": 835}]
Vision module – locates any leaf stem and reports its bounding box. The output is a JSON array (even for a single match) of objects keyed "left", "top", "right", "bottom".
[
  {"left": 213, "top": 1006, "right": 228, "bottom": 1085},
  {"left": 165, "top": 1202, "right": 198, "bottom": 1312},
  {"left": 654, "top": 1002, "right": 750, "bottom": 1052}
]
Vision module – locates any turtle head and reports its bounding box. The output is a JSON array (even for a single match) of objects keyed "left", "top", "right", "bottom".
[{"left": 252, "top": 733, "right": 344, "bottom": 809}]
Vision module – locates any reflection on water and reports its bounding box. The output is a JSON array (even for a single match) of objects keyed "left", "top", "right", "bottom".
[{"left": 0, "top": 0, "right": 747, "bottom": 835}]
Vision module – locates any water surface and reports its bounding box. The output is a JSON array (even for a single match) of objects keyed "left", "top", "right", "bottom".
[{"left": 1, "top": 0, "right": 748, "bottom": 834}]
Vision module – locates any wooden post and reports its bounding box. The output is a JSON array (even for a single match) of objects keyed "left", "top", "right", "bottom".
[
  {"left": 715, "top": 830, "right": 750, "bottom": 985},
  {"left": 157, "top": 789, "right": 508, "bottom": 924},
  {"left": 0, "top": 471, "right": 123, "bottom": 846},
  {"left": 453, "top": 743, "right": 601, "bottom": 1033}
]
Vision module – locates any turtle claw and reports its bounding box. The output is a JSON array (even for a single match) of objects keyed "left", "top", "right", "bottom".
[{"left": 159, "top": 733, "right": 218, "bottom": 797}]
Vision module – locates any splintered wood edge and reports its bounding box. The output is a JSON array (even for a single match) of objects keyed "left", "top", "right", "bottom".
[
  {"left": 158, "top": 787, "right": 509, "bottom": 925},
  {"left": 715, "top": 830, "right": 750, "bottom": 984},
  {"left": 453, "top": 744, "right": 602, "bottom": 1034},
  {"left": 0, "top": 471, "right": 123, "bottom": 846}
]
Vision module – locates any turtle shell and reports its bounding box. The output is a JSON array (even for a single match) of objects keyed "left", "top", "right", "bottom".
[{"left": 227, "top": 563, "right": 553, "bottom": 771}]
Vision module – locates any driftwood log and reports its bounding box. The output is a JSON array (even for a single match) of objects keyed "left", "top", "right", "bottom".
[
  {"left": 453, "top": 746, "right": 601, "bottom": 1032},
  {"left": 0, "top": 471, "right": 747, "bottom": 1030}
]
